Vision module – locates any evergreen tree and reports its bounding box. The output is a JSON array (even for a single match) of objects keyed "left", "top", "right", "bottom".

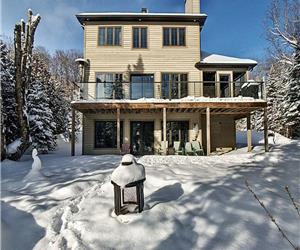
[
  {"left": 282, "top": 50, "right": 300, "bottom": 137},
  {"left": 27, "top": 56, "right": 56, "bottom": 153},
  {"left": 0, "top": 41, "right": 20, "bottom": 149}
]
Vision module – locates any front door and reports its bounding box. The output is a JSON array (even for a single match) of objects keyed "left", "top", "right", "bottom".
[
  {"left": 130, "top": 121, "right": 154, "bottom": 155},
  {"left": 130, "top": 74, "right": 154, "bottom": 100}
]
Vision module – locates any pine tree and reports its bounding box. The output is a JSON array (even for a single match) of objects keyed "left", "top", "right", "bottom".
[
  {"left": 0, "top": 41, "right": 20, "bottom": 155},
  {"left": 266, "top": 63, "right": 288, "bottom": 134},
  {"left": 282, "top": 50, "right": 300, "bottom": 137},
  {"left": 27, "top": 56, "right": 56, "bottom": 153}
]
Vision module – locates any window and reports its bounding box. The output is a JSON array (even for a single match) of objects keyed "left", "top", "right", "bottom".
[
  {"left": 96, "top": 73, "right": 123, "bottom": 99},
  {"left": 130, "top": 74, "right": 154, "bottom": 99},
  {"left": 219, "top": 74, "right": 230, "bottom": 97},
  {"left": 233, "top": 72, "right": 246, "bottom": 97},
  {"left": 133, "top": 27, "right": 148, "bottom": 48},
  {"left": 163, "top": 28, "right": 186, "bottom": 46},
  {"left": 161, "top": 73, "right": 188, "bottom": 99},
  {"left": 161, "top": 121, "right": 189, "bottom": 147},
  {"left": 203, "top": 72, "right": 216, "bottom": 98},
  {"left": 95, "top": 121, "right": 123, "bottom": 148},
  {"left": 98, "top": 27, "right": 121, "bottom": 46}
]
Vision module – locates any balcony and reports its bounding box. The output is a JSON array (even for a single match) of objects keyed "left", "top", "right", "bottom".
[{"left": 74, "top": 80, "right": 266, "bottom": 101}]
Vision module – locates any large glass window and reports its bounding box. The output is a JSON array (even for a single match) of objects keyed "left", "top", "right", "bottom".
[
  {"left": 95, "top": 121, "right": 123, "bottom": 148},
  {"left": 161, "top": 73, "right": 188, "bottom": 99},
  {"left": 162, "top": 121, "right": 189, "bottom": 147},
  {"left": 163, "top": 28, "right": 186, "bottom": 46},
  {"left": 96, "top": 73, "right": 123, "bottom": 99},
  {"left": 203, "top": 72, "right": 216, "bottom": 98},
  {"left": 133, "top": 27, "right": 148, "bottom": 48},
  {"left": 233, "top": 72, "right": 246, "bottom": 97},
  {"left": 130, "top": 74, "right": 154, "bottom": 99},
  {"left": 219, "top": 74, "right": 230, "bottom": 97},
  {"left": 98, "top": 27, "right": 121, "bottom": 46}
]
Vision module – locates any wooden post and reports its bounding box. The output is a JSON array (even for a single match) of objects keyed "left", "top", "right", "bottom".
[
  {"left": 206, "top": 107, "right": 211, "bottom": 155},
  {"left": 71, "top": 108, "right": 75, "bottom": 156},
  {"left": 117, "top": 108, "right": 121, "bottom": 152},
  {"left": 264, "top": 108, "right": 269, "bottom": 152},
  {"left": 163, "top": 108, "right": 167, "bottom": 155},
  {"left": 247, "top": 114, "right": 252, "bottom": 152}
]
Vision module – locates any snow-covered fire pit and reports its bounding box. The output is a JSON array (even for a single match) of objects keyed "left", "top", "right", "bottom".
[{"left": 111, "top": 154, "right": 146, "bottom": 215}]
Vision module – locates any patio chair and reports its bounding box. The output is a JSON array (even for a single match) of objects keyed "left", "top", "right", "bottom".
[
  {"left": 158, "top": 141, "right": 168, "bottom": 155},
  {"left": 185, "top": 142, "right": 196, "bottom": 156},
  {"left": 173, "top": 141, "right": 184, "bottom": 155},
  {"left": 191, "top": 141, "right": 205, "bottom": 156}
]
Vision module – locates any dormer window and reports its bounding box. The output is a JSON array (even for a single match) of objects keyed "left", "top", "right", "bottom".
[
  {"left": 98, "top": 27, "right": 122, "bottom": 46},
  {"left": 163, "top": 27, "right": 186, "bottom": 46}
]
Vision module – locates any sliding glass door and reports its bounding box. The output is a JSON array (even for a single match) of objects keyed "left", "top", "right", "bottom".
[
  {"left": 130, "top": 122, "right": 154, "bottom": 155},
  {"left": 130, "top": 74, "right": 154, "bottom": 100}
]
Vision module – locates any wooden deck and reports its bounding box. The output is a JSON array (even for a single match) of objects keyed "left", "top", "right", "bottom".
[{"left": 71, "top": 100, "right": 267, "bottom": 118}]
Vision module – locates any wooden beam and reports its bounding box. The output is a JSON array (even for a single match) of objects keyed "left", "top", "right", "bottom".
[
  {"left": 206, "top": 107, "right": 211, "bottom": 156},
  {"left": 163, "top": 107, "right": 167, "bottom": 155},
  {"left": 264, "top": 107, "right": 269, "bottom": 152},
  {"left": 71, "top": 108, "right": 75, "bottom": 156},
  {"left": 117, "top": 108, "right": 121, "bottom": 152},
  {"left": 71, "top": 100, "right": 267, "bottom": 111},
  {"left": 247, "top": 114, "right": 252, "bottom": 152}
]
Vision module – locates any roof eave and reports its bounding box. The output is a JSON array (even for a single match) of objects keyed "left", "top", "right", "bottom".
[
  {"left": 196, "top": 62, "right": 257, "bottom": 70},
  {"left": 76, "top": 13, "right": 207, "bottom": 26}
]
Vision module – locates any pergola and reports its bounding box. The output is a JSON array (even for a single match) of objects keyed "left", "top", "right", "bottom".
[{"left": 71, "top": 100, "right": 268, "bottom": 156}]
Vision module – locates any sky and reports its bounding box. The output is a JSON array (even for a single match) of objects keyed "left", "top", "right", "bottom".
[{"left": 1, "top": 0, "right": 271, "bottom": 60}]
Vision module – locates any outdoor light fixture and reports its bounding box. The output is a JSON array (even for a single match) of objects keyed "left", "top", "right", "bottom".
[{"left": 111, "top": 154, "right": 146, "bottom": 215}]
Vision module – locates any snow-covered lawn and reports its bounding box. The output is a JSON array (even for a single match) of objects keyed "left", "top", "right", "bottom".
[{"left": 1, "top": 133, "right": 300, "bottom": 250}]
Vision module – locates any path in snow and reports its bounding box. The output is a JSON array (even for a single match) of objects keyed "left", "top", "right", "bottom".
[{"left": 1, "top": 132, "right": 300, "bottom": 250}]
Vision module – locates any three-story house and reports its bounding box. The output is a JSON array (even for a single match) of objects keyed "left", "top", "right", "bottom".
[{"left": 71, "top": 0, "right": 268, "bottom": 156}]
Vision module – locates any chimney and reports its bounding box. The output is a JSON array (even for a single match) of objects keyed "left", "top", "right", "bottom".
[
  {"left": 141, "top": 8, "right": 148, "bottom": 13},
  {"left": 185, "top": 0, "right": 200, "bottom": 14}
]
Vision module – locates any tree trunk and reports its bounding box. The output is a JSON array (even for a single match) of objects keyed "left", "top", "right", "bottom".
[{"left": 7, "top": 10, "right": 41, "bottom": 161}]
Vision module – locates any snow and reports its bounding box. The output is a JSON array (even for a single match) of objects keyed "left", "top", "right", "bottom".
[
  {"left": 23, "top": 149, "right": 44, "bottom": 182},
  {"left": 6, "top": 138, "right": 22, "bottom": 154},
  {"left": 1, "top": 132, "right": 300, "bottom": 250},
  {"left": 111, "top": 154, "right": 145, "bottom": 187},
  {"left": 201, "top": 51, "right": 258, "bottom": 65},
  {"left": 72, "top": 96, "right": 265, "bottom": 104}
]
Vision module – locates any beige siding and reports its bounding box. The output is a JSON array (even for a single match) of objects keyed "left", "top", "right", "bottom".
[{"left": 84, "top": 21, "right": 201, "bottom": 98}]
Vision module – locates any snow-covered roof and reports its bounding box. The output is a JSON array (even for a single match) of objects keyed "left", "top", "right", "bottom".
[
  {"left": 76, "top": 12, "right": 207, "bottom": 25},
  {"left": 198, "top": 51, "right": 257, "bottom": 68}
]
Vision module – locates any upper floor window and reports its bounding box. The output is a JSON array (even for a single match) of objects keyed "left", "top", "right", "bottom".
[
  {"left": 133, "top": 27, "right": 148, "bottom": 48},
  {"left": 161, "top": 73, "right": 188, "bottom": 99},
  {"left": 98, "top": 27, "right": 121, "bottom": 46},
  {"left": 219, "top": 74, "right": 231, "bottom": 98},
  {"left": 96, "top": 73, "right": 123, "bottom": 99},
  {"left": 203, "top": 72, "right": 216, "bottom": 98},
  {"left": 130, "top": 74, "right": 154, "bottom": 100},
  {"left": 163, "top": 27, "right": 186, "bottom": 46}
]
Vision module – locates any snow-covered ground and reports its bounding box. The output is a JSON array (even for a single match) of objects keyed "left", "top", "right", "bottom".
[{"left": 1, "top": 132, "right": 300, "bottom": 250}]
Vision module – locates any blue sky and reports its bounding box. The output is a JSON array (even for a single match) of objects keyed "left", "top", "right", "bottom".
[{"left": 1, "top": 0, "right": 271, "bottom": 59}]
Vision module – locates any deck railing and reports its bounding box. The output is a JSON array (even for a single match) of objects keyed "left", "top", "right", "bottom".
[{"left": 73, "top": 81, "right": 266, "bottom": 101}]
